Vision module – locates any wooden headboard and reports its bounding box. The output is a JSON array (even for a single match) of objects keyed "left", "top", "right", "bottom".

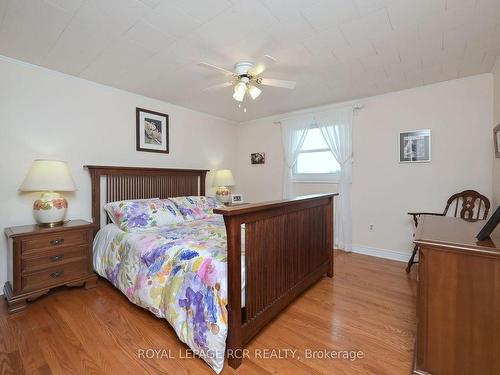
[{"left": 85, "top": 165, "right": 208, "bottom": 227}]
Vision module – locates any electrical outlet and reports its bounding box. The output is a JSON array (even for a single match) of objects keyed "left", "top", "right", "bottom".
[{"left": 369, "top": 224, "right": 374, "bottom": 232}]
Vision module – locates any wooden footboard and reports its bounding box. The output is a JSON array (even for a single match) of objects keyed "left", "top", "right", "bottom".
[{"left": 214, "top": 193, "right": 337, "bottom": 368}]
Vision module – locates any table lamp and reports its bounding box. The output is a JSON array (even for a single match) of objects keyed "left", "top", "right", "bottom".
[
  {"left": 19, "top": 160, "right": 77, "bottom": 227},
  {"left": 213, "top": 169, "right": 235, "bottom": 203}
]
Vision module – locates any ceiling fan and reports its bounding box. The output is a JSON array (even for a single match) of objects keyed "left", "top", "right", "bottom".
[{"left": 198, "top": 56, "right": 296, "bottom": 103}]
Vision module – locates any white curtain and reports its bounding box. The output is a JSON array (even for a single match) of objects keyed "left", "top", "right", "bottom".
[
  {"left": 315, "top": 107, "right": 354, "bottom": 251},
  {"left": 280, "top": 117, "right": 312, "bottom": 198}
]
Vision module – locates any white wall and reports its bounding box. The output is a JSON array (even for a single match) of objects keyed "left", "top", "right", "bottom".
[
  {"left": 0, "top": 56, "right": 237, "bottom": 289},
  {"left": 236, "top": 75, "right": 493, "bottom": 260},
  {"left": 493, "top": 58, "right": 500, "bottom": 207},
  {"left": 234, "top": 119, "right": 339, "bottom": 203}
]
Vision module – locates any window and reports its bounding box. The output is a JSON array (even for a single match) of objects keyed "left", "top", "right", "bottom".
[{"left": 293, "top": 127, "right": 340, "bottom": 182}]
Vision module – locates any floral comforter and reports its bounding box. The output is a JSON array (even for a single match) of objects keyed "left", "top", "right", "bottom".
[{"left": 93, "top": 216, "right": 230, "bottom": 373}]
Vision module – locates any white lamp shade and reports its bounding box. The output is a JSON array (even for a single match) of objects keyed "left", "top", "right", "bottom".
[
  {"left": 233, "top": 82, "right": 246, "bottom": 102},
  {"left": 19, "top": 160, "right": 77, "bottom": 192},
  {"left": 248, "top": 84, "right": 262, "bottom": 100},
  {"left": 213, "top": 169, "right": 235, "bottom": 187}
]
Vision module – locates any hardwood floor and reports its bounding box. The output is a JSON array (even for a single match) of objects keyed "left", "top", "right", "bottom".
[{"left": 0, "top": 251, "right": 417, "bottom": 374}]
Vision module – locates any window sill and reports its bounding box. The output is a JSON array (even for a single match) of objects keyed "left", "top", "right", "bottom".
[{"left": 291, "top": 175, "right": 340, "bottom": 184}]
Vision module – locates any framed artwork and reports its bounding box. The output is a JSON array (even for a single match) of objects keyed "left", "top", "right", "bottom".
[
  {"left": 399, "top": 129, "right": 431, "bottom": 163},
  {"left": 231, "top": 194, "right": 244, "bottom": 204},
  {"left": 136, "top": 107, "right": 169, "bottom": 154},
  {"left": 251, "top": 152, "right": 265, "bottom": 164},
  {"left": 494, "top": 124, "right": 500, "bottom": 158}
]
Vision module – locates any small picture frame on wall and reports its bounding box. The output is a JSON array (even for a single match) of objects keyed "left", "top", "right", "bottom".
[
  {"left": 231, "top": 194, "right": 244, "bottom": 204},
  {"left": 494, "top": 124, "right": 500, "bottom": 158},
  {"left": 251, "top": 152, "right": 265, "bottom": 165},
  {"left": 136, "top": 107, "right": 169, "bottom": 154},
  {"left": 399, "top": 129, "right": 431, "bottom": 163}
]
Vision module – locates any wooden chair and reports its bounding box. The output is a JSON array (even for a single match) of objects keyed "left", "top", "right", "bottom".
[{"left": 406, "top": 190, "right": 490, "bottom": 272}]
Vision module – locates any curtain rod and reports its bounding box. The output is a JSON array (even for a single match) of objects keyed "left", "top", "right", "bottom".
[{"left": 273, "top": 104, "right": 364, "bottom": 124}]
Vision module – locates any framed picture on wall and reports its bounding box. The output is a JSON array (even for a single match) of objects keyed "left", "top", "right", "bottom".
[
  {"left": 494, "top": 124, "right": 500, "bottom": 158},
  {"left": 136, "top": 107, "right": 169, "bottom": 154},
  {"left": 251, "top": 152, "right": 265, "bottom": 164},
  {"left": 399, "top": 129, "right": 431, "bottom": 163}
]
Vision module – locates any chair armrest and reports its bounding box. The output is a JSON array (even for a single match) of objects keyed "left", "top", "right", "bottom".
[
  {"left": 407, "top": 212, "right": 445, "bottom": 217},
  {"left": 408, "top": 212, "right": 445, "bottom": 227}
]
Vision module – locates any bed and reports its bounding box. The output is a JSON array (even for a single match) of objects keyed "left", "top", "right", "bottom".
[{"left": 86, "top": 165, "right": 336, "bottom": 372}]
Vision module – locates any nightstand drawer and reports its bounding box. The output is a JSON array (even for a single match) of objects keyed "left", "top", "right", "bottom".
[
  {"left": 22, "top": 260, "right": 88, "bottom": 291},
  {"left": 22, "top": 245, "right": 88, "bottom": 273},
  {"left": 22, "top": 230, "right": 89, "bottom": 253}
]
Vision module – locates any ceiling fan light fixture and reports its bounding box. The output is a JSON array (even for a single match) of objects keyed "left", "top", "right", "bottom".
[
  {"left": 233, "top": 82, "right": 246, "bottom": 102},
  {"left": 247, "top": 84, "right": 262, "bottom": 100},
  {"left": 198, "top": 58, "right": 297, "bottom": 103},
  {"left": 232, "top": 91, "right": 243, "bottom": 102}
]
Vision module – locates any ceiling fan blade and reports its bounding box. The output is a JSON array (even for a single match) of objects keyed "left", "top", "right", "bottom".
[
  {"left": 259, "top": 78, "right": 296, "bottom": 89},
  {"left": 248, "top": 64, "right": 265, "bottom": 77},
  {"left": 263, "top": 54, "right": 277, "bottom": 63},
  {"left": 248, "top": 55, "right": 278, "bottom": 77},
  {"left": 197, "top": 62, "right": 234, "bottom": 76},
  {"left": 202, "top": 81, "right": 234, "bottom": 91}
]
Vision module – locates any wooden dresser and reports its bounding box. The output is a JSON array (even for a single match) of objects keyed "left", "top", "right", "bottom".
[
  {"left": 414, "top": 215, "right": 500, "bottom": 375},
  {"left": 4, "top": 220, "right": 98, "bottom": 313}
]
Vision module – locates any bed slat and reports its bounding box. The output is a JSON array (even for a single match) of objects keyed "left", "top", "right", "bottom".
[{"left": 86, "top": 165, "right": 208, "bottom": 228}]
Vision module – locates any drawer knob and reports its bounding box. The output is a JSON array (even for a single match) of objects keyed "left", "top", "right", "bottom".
[
  {"left": 51, "top": 270, "right": 64, "bottom": 278},
  {"left": 51, "top": 254, "right": 64, "bottom": 262},
  {"left": 50, "top": 239, "right": 64, "bottom": 246}
]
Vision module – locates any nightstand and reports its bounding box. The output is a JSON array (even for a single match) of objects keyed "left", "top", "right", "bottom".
[{"left": 4, "top": 220, "right": 98, "bottom": 313}]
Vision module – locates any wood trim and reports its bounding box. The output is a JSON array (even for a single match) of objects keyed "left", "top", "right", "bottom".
[
  {"left": 218, "top": 194, "right": 336, "bottom": 369},
  {"left": 494, "top": 123, "right": 500, "bottom": 158},
  {"left": 224, "top": 214, "right": 243, "bottom": 369},
  {"left": 327, "top": 196, "right": 334, "bottom": 277},
  {"left": 85, "top": 165, "right": 208, "bottom": 175},
  {"left": 214, "top": 193, "right": 337, "bottom": 217},
  {"left": 413, "top": 240, "right": 500, "bottom": 258},
  {"left": 85, "top": 165, "right": 209, "bottom": 228},
  {"left": 5, "top": 220, "right": 96, "bottom": 238}
]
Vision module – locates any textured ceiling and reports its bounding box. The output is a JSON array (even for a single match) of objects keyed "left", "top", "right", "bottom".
[{"left": 0, "top": 0, "right": 499, "bottom": 122}]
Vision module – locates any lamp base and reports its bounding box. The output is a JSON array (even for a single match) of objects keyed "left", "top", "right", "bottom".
[
  {"left": 33, "top": 192, "right": 68, "bottom": 226},
  {"left": 215, "top": 186, "right": 231, "bottom": 203},
  {"left": 38, "top": 221, "right": 65, "bottom": 228}
]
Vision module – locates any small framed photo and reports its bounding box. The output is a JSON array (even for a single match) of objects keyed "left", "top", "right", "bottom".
[
  {"left": 399, "top": 129, "right": 431, "bottom": 163},
  {"left": 494, "top": 124, "right": 500, "bottom": 158},
  {"left": 231, "top": 194, "right": 244, "bottom": 204},
  {"left": 136, "top": 107, "right": 169, "bottom": 154},
  {"left": 251, "top": 152, "right": 265, "bottom": 165}
]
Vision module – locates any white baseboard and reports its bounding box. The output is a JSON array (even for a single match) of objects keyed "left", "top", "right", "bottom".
[{"left": 351, "top": 245, "right": 411, "bottom": 263}]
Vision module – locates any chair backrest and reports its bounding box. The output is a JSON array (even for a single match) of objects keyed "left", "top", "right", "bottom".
[{"left": 443, "top": 190, "right": 491, "bottom": 221}]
